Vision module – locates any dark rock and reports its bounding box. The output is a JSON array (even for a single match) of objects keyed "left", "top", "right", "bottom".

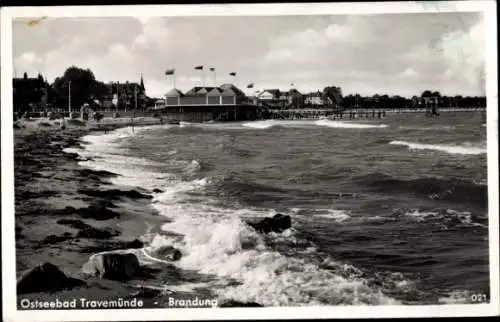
[
  {"left": 77, "top": 226, "right": 120, "bottom": 239},
  {"left": 125, "top": 239, "right": 145, "bottom": 249},
  {"left": 76, "top": 203, "right": 120, "bottom": 220},
  {"left": 82, "top": 253, "right": 140, "bottom": 281},
  {"left": 51, "top": 206, "right": 77, "bottom": 216},
  {"left": 247, "top": 213, "right": 292, "bottom": 234},
  {"left": 17, "top": 262, "right": 86, "bottom": 294},
  {"left": 151, "top": 246, "right": 182, "bottom": 261},
  {"left": 77, "top": 188, "right": 152, "bottom": 200},
  {"left": 219, "top": 300, "right": 263, "bottom": 307},
  {"left": 42, "top": 233, "right": 73, "bottom": 244},
  {"left": 78, "top": 168, "right": 117, "bottom": 179},
  {"left": 80, "top": 239, "right": 144, "bottom": 253},
  {"left": 56, "top": 219, "right": 91, "bottom": 230},
  {"left": 20, "top": 190, "right": 59, "bottom": 199},
  {"left": 152, "top": 188, "right": 164, "bottom": 193},
  {"left": 90, "top": 199, "right": 118, "bottom": 209},
  {"left": 63, "top": 152, "right": 80, "bottom": 160}
]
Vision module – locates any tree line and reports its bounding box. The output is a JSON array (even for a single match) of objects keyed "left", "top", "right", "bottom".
[
  {"left": 319, "top": 88, "right": 486, "bottom": 110},
  {"left": 13, "top": 66, "right": 150, "bottom": 114}
]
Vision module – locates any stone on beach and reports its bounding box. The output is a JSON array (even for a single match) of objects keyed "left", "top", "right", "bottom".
[
  {"left": 17, "top": 262, "right": 85, "bottom": 294},
  {"left": 77, "top": 188, "right": 153, "bottom": 201},
  {"left": 76, "top": 226, "right": 120, "bottom": 239},
  {"left": 81, "top": 252, "right": 140, "bottom": 281},
  {"left": 76, "top": 202, "right": 121, "bottom": 220},
  {"left": 247, "top": 213, "right": 292, "bottom": 234},
  {"left": 80, "top": 239, "right": 144, "bottom": 253},
  {"left": 42, "top": 233, "right": 73, "bottom": 245},
  {"left": 150, "top": 245, "right": 182, "bottom": 261}
]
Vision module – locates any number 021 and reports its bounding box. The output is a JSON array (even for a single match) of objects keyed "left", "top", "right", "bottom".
[{"left": 471, "top": 294, "right": 488, "bottom": 302}]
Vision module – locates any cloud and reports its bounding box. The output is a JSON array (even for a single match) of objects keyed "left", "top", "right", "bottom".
[
  {"left": 325, "top": 24, "right": 353, "bottom": 41},
  {"left": 15, "top": 52, "right": 43, "bottom": 71},
  {"left": 439, "top": 21, "right": 485, "bottom": 87},
  {"left": 132, "top": 17, "right": 169, "bottom": 51},
  {"left": 12, "top": 13, "right": 486, "bottom": 97},
  {"left": 400, "top": 67, "right": 417, "bottom": 77},
  {"left": 108, "top": 43, "right": 134, "bottom": 63}
]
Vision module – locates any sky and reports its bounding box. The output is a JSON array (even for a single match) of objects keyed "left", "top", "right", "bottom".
[{"left": 12, "top": 12, "right": 485, "bottom": 98}]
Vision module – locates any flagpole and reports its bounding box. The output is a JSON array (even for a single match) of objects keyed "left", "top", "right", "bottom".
[
  {"left": 214, "top": 70, "right": 216, "bottom": 86},
  {"left": 134, "top": 85, "right": 138, "bottom": 109},
  {"left": 68, "top": 80, "right": 71, "bottom": 115},
  {"left": 202, "top": 68, "right": 205, "bottom": 87}
]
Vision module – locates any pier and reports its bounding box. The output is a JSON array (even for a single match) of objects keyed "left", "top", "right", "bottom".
[{"left": 266, "top": 108, "right": 387, "bottom": 120}]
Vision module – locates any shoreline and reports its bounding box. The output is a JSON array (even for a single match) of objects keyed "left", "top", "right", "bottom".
[{"left": 13, "top": 117, "right": 217, "bottom": 308}]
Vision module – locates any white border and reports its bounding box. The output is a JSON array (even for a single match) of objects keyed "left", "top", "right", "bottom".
[{"left": 1, "top": 1, "right": 498, "bottom": 321}]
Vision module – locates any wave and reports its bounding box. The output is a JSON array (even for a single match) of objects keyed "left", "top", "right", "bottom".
[
  {"left": 154, "top": 216, "right": 399, "bottom": 306},
  {"left": 242, "top": 120, "right": 278, "bottom": 129},
  {"left": 404, "top": 208, "right": 487, "bottom": 228},
  {"left": 312, "top": 209, "right": 352, "bottom": 222},
  {"left": 356, "top": 173, "right": 488, "bottom": 208},
  {"left": 398, "top": 126, "right": 455, "bottom": 130},
  {"left": 315, "top": 119, "right": 388, "bottom": 129},
  {"left": 138, "top": 166, "right": 400, "bottom": 305},
  {"left": 241, "top": 120, "right": 315, "bottom": 130},
  {"left": 389, "top": 140, "right": 486, "bottom": 155}
]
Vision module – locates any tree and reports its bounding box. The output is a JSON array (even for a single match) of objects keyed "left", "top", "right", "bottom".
[
  {"left": 431, "top": 91, "right": 441, "bottom": 98},
  {"left": 289, "top": 89, "right": 303, "bottom": 109},
  {"left": 322, "top": 86, "right": 343, "bottom": 108},
  {"left": 343, "top": 94, "right": 355, "bottom": 109},
  {"left": 411, "top": 95, "right": 419, "bottom": 108},
  {"left": 52, "top": 66, "right": 97, "bottom": 110},
  {"left": 421, "top": 90, "right": 433, "bottom": 98}
]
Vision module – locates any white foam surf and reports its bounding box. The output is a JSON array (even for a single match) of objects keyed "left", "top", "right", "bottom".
[
  {"left": 314, "top": 209, "right": 352, "bottom": 222},
  {"left": 390, "top": 140, "right": 486, "bottom": 155},
  {"left": 405, "top": 209, "right": 486, "bottom": 228},
  {"left": 315, "top": 119, "right": 388, "bottom": 129},
  {"left": 150, "top": 184, "right": 400, "bottom": 305},
  {"left": 241, "top": 120, "right": 315, "bottom": 130},
  {"left": 242, "top": 120, "right": 277, "bottom": 129},
  {"left": 438, "top": 290, "right": 475, "bottom": 304}
]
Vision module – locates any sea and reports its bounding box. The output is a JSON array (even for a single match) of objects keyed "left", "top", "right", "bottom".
[{"left": 67, "top": 112, "right": 489, "bottom": 306}]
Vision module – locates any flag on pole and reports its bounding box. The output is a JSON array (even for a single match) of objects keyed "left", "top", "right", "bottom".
[
  {"left": 194, "top": 65, "right": 204, "bottom": 70},
  {"left": 247, "top": 83, "right": 254, "bottom": 88},
  {"left": 165, "top": 69, "right": 175, "bottom": 75},
  {"left": 229, "top": 72, "right": 236, "bottom": 76}
]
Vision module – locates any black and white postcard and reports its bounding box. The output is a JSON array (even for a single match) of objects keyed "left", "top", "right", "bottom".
[{"left": 1, "top": 1, "right": 498, "bottom": 321}]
